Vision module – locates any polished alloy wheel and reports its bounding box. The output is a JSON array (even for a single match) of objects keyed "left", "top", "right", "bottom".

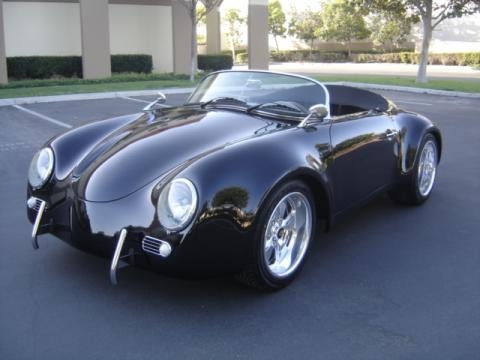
[
  {"left": 263, "top": 192, "right": 312, "bottom": 278},
  {"left": 417, "top": 140, "right": 437, "bottom": 197}
]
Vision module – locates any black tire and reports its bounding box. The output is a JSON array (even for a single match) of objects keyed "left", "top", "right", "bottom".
[
  {"left": 389, "top": 133, "right": 438, "bottom": 205},
  {"left": 236, "top": 180, "right": 316, "bottom": 290}
]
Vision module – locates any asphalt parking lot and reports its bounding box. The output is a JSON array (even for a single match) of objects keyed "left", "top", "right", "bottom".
[{"left": 1, "top": 89, "right": 479, "bottom": 360}]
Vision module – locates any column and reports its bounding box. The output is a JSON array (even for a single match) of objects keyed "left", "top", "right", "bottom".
[
  {"left": 248, "top": 0, "right": 269, "bottom": 70},
  {"left": 206, "top": 7, "right": 221, "bottom": 54},
  {"left": 172, "top": 1, "right": 191, "bottom": 75},
  {"left": 0, "top": 0, "right": 7, "bottom": 84},
  {"left": 79, "top": 0, "right": 111, "bottom": 79}
]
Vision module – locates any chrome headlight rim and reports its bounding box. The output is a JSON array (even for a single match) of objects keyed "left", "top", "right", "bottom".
[
  {"left": 157, "top": 178, "right": 198, "bottom": 232},
  {"left": 28, "top": 147, "right": 55, "bottom": 190}
]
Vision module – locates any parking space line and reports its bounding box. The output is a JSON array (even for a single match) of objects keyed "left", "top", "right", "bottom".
[
  {"left": 120, "top": 96, "right": 151, "bottom": 104},
  {"left": 395, "top": 100, "right": 432, "bottom": 106},
  {"left": 13, "top": 105, "right": 72, "bottom": 129}
]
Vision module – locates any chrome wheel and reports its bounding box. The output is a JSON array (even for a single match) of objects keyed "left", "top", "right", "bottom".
[
  {"left": 263, "top": 192, "right": 312, "bottom": 278},
  {"left": 417, "top": 140, "right": 437, "bottom": 197}
]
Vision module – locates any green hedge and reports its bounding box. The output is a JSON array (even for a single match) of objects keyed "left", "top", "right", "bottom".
[
  {"left": 353, "top": 52, "right": 480, "bottom": 66},
  {"left": 111, "top": 55, "right": 152, "bottom": 73},
  {"left": 237, "top": 53, "right": 249, "bottom": 64},
  {"left": 271, "top": 50, "right": 349, "bottom": 63},
  {"left": 7, "top": 54, "right": 153, "bottom": 80},
  {"left": 239, "top": 50, "right": 480, "bottom": 66},
  {"left": 7, "top": 56, "right": 83, "bottom": 80},
  {"left": 198, "top": 54, "right": 233, "bottom": 71}
]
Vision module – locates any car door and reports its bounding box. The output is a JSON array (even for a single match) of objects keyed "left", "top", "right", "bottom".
[{"left": 329, "top": 111, "right": 399, "bottom": 213}]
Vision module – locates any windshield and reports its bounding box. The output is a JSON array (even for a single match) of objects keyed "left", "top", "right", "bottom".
[{"left": 186, "top": 71, "right": 329, "bottom": 117}]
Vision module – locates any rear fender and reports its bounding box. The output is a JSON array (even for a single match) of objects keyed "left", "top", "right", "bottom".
[{"left": 395, "top": 112, "right": 442, "bottom": 174}]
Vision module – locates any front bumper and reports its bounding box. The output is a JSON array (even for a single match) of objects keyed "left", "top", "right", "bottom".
[{"left": 27, "top": 183, "right": 251, "bottom": 282}]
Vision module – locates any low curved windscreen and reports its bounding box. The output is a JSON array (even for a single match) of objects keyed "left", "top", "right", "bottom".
[{"left": 187, "top": 71, "right": 328, "bottom": 115}]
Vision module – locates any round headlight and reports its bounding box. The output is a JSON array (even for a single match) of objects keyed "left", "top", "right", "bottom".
[
  {"left": 28, "top": 148, "right": 54, "bottom": 190},
  {"left": 157, "top": 178, "right": 198, "bottom": 231}
]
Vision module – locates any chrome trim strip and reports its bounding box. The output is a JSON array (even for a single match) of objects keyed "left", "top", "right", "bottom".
[
  {"left": 109, "top": 228, "right": 128, "bottom": 285},
  {"left": 31, "top": 200, "right": 46, "bottom": 250}
]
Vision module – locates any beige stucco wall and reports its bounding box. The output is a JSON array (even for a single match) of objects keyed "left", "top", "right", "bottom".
[
  {"left": 3, "top": 1, "right": 173, "bottom": 73},
  {"left": 419, "top": 13, "right": 480, "bottom": 53},
  {"left": 109, "top": 4, "right": 173, "bottom": 72},
  {"left": 4, "top": 1, "right": 82, "bottom": 56}
]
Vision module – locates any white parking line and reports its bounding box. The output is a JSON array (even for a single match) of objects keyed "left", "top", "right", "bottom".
[
  {"left": 13, "top": 105, "right": 72, "bottom": 129},
  {"left": 395, "top": 100, "right": 432, "bottom": 106},
  {"left": 120, "top": 96, "right": 151, "bottom": 104}
]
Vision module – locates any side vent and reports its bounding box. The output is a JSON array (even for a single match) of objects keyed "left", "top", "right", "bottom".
[{"left": 142, "top": 236, "right": 172, "bottom": 258}]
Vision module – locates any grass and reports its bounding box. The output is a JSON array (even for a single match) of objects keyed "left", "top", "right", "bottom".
[
  {"left": 312, "top": 74, "right": 480, "bottom": 93},
  {"left": 0, "top": 73, "right": 198, "bottom": 99},
  {"left": 0, "top": 72, "right": 478, "bottom": 99}
]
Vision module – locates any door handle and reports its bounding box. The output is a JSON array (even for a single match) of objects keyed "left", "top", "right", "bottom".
[{"left": 385, "top": 129, "right": 398, "bottom": 139}]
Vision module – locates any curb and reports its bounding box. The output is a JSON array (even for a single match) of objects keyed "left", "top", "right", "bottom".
[
  {"left": 0, "top": 87, "right": 196, "bottom": 107},
  {"left": 330, "top": 82, "right": 480, "bottom": 98},
  {"left": 0, "top": 82, "right": 478, "bottom": 107}
]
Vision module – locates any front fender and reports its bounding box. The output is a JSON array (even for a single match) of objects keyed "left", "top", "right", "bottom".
[
  {"left": 177, "top": 126, "right": 332, "bottom": 264},
  {"left": 49, "top": 113, "right": 144, "bottom": 181}
]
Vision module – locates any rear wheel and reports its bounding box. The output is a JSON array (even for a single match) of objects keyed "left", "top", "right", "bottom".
[
  {"left": 236, "top": 180, "right": 316, "bottom": 290},
  {"left": 389, "top": 133, "right": 438, "bottom": 205}
]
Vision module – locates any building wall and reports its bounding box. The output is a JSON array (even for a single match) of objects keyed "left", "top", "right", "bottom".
[
  {"left": 3, "top": 1, "right": 173, "bottom": 72},
  {"left": 109, "top": 4, "right": 173, "bottom": 72},
  {"left": 421, "top": 13, "right": 480, "bottom": 53},
  {"left": 4, "top": 2, "right": 82, "bottom": 56}
]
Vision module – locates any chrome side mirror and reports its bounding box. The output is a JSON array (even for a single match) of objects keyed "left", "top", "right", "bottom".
[
  {"left": 309, "top": 104, "right": 329, "bottom": 119},
  {"left": 143, "top": 92, "right": 167, "bottom": 111},
  {"left": 298, "top": 104, "right": 329, "bottom": 128}
]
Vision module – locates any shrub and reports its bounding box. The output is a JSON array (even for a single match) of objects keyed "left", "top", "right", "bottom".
[
  {"left": 7, "top": 54, "right": 153, "bottom": 80},
  {"left": 464, "top": 52, "right": 480, "bottom": 65},
  {"left": 270, "top": 50, "right": 348, "bottom": 63},
  {"left": 197, "top": 54, "right": 233, "bottom": 71},
  {"left": 7, "top": 56, "right": 82, "bottom": 79},
  {"left": 111, "top": 54, "right": 152, "bottom": 73},
  {"left": 236, "top": 53, "right": 249, "bottom": 64},
  {"left": 273, "top": 51, "right": 480, "bottom": 66}
]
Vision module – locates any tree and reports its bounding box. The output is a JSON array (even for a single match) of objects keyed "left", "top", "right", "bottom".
[
  {"left": 320, "top": 0, "right": 371, "bottom": 57},
  {"left": 352, "top": 0, "right": 480, "bottom": 83},
  {"left": 288, "top": 8, "right": 323, "bottom": 53},
  {"left": 268, "top": 0, "right": 287, "bottom": 51},
  {"left": 368, "top": 13, "right": 417, "bottom": 51},
  {"left": 178, "top": 0, "right": 224, "bottom": 82},
  {"left": 223, "top": 9, "right": 245, "bottom": 62}
]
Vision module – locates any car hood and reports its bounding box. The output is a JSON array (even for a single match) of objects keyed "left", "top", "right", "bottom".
[{"left": 72, "top": 107, "right": 284, "bottom": 202}]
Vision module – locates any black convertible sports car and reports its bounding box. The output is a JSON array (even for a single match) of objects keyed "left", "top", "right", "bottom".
[{"left": 27, "top": 70, "right": 441, "bottom": 289}]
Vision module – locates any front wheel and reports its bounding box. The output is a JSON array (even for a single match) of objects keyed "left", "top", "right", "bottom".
[
  {"left": 389, "top": 133, "right": 438, "bottom": 205},
  {"left": 236, "top": 180, "right": 316, "bottom": 290}
]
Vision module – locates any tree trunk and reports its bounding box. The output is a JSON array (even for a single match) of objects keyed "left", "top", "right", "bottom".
[
  {"left": 347, "top": 41, "right": 351, "bottom": 59},
  {"left": 190, "top": 9, "right": 198, "bottom": 82},
  {"left": 417, "top": 9, "right": 433, "bottom": 83},
  {"left": 231, "top": 41, "right": 236, "bottom": 63},
  {"left": 274, "top": 35, "right": 279, "bottom": 52}
]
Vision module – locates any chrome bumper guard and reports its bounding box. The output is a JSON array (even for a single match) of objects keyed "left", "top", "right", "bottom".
[
  {"left": 28, "top": 196, "right": 47, "bottom": 250},
  {"left": 110, "top": 228, "right": 129, "bottom": 286}
]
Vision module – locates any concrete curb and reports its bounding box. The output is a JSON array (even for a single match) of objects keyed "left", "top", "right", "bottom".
[
  {"left": 330, "top": 82, "right": 480, "bottom": 98},
  {"left": 0, "top": 87, "right": 196, "bottom": 107},
  {"left": 0, "top": 82, "right": 478, "bottom": 107}
]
